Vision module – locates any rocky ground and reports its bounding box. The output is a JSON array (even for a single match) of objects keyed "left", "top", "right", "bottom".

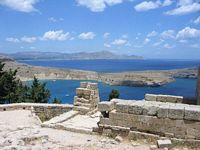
[
  {"left": 0, "top": 110, "right": 198, "bottom": 150},
  {"left": 0, "top": 110, "right": 154, "bottom": 150},
  {"left": 3, "top": 60, "right": 197, "bottom": 87}
]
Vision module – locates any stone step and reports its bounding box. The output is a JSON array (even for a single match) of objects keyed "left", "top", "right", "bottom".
[
  {"left": 73, "top": 106, "right": 90, "bottom": 115},
  {"left": 54, "top": 124, "right": 96, "bottom": 135},
  {"left": 74, "top": 102, "right": 91, "bottom": 108},
  {"left": 42, "top": 110, "right": 79, "bottom": 125}
]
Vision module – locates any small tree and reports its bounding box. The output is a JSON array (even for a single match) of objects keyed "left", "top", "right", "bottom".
[
  {"left": 109, "top": 89, "right": 120, "bottom": 101},
  {"left": 0, "top": 61, "right": 24, "bottom": 103},
  {"left": 30, "top": 77, "right": 50, "bottom": 103},
  {"left": 52, "top": 97, "right": 62, "bottom": 104}
]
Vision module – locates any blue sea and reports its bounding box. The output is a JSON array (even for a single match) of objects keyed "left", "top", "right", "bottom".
[{"left": 22, "top": 59, "right": 200, "bottom": 104}]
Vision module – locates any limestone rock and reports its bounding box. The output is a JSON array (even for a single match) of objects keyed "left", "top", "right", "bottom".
[
  {"left": 115, "top": 135, "right": 123, "bottom": 143},
  {"left": 157, "top": 139, "right": 172, "bottom": 149}
]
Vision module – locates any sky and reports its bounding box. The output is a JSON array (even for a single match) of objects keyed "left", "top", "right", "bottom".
[{"left": 0, "top": 0, "right": 200, "bottom": 59}]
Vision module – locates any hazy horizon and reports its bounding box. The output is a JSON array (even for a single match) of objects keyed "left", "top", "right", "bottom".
[{"left": 0, "top": 0, "right": 200, "bottom": 59}]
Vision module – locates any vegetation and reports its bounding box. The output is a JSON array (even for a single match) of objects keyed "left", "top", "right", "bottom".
[
  {"left": 0, "top": 61, "right": 51, "bottom": 104},
  {"left": 109, "top": 89, "right": 120, "bottom": 101},
  {"left": 52, "top": 97, "right": 62, "bottom": 104}
]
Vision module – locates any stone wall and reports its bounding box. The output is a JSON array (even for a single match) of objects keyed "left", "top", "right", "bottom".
[
  {"left": 73, "top": 82, "right": 100, "bottom": 114},
  {"left": 0, "top": 103, "right": 73, "bottom": 122},
  {"left": 197, "top": 67, "right": 200, "bottom": 105},
  {"left": 145, "top": 94, "right": 183, "bottom": 103},
  {"left": 98, "top": 99, "right": 200, "bottom": 140}
]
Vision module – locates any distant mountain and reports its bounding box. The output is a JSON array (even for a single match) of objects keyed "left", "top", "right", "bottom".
[
  {"left": 7, "top": 51, "right": 143, "bottom": 60},
  {"left": 0, "top": 54, "right": 14, "bottom": 62}
]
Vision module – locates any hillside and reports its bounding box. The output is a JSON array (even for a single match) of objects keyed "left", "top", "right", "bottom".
[{"left": 7, "top": 51, "right": 143, "bottom": 60}]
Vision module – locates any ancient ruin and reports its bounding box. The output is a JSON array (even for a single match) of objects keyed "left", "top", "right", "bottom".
[
  {"left": 73, "top": 82, "right": 100, "bottom": 114},
  {"left": 1, "top": 78, "right": 200, "bottom": 149}
]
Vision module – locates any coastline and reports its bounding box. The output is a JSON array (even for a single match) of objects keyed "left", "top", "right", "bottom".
[{"left": 3, "top": 60, "right": 198, "bottom": 87}]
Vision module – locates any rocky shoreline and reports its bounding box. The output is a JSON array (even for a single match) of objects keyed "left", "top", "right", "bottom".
[{"left": 3, "top": 60, "right": 198, "bottom": 87}]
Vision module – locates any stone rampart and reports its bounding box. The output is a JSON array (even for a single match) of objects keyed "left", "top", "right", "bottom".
[
  {"left": 0, "top": 103, "right": 73, "bottom": 122},
  {"left": 98, "top": 99, "right": 200, "bottom": 140}
]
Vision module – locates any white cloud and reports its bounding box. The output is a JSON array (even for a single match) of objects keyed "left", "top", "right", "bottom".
[
  {"left": 165, "top": 1, "right": 200, "bottom": 15},
  {"left": 144, "top": 38, "right": 150, "bottom": 44},
  {"left": 79, "top": 32, "right": 96, "bottom": 40},
  {"left": 48, "top": 17, "right": 57, "bottom": 22},
  {"left": 153, "top": 39, "right": 164, "bottom": 47},
  {"left": 21, "top": 36, "right": 37, "bottom": 43},
  {"left": 147, "top": 31, "right": 158, "bottom": 37},
  {"left": 134, "top": 1, "right": 161, "bottom": 11},
  {"left": 76, "top": 0, "right": 124, "bottom": 12},
  {"left": 48, "top": 17, "right": 64, "bottom": 22},
  {"left": 176, "top": 27, "right": 200, "bottom": 39},
  {"left": 194, "top": 16, "right": 200, "bottom": 24},
  {"left": 161, "top": 30, "right": 176, "bottom": 39},
  {"left": 42, "top": 30, "right": 70, "bottom": 41},
  {"left": 6, "top": 37, "right": 20, "bottom": 43},
  {"left": 178, "top": 0, "right": 194, "bottom": 6},
  {"left": 104, "top": 43, "right": 111, "bottom": 47},
  {"left": 134, "top": 0, "right": 173, "bottom": 12},
  {"left": 162, "top": 0, "right": 173, "bottom": 6},
  {"left": 164, "top": 43, "right": 174, "bottom": 49},
  {"left": 111, "top": 39, "right": 127, "bottom": 46},
  {"left": 0, "top": 0, "right": 39, "bottom": 12},
  {"left": 103, "top": 32, "right": 110, "bottom": 38}
]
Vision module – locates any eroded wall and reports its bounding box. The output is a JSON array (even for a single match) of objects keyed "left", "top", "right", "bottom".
[
  {"left": 0, "top": 103, "right": 73, "bottom": 122},
  {"left": 98, "top": 99, "right": 200, "bottom": 140}
]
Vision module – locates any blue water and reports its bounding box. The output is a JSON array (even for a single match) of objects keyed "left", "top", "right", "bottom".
[
  {"left": 20, "top": 59, "right": 200, "bottom": 73},
  {"left": 27, "top": 78, "right": 197, "bottom": 104},
  {"left": 22, "top": 59, "right": 199, "bottom": 104}
]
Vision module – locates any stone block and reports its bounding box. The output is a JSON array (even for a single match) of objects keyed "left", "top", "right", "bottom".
[
  {"left": 100, "top": 118, "right": 111, "bottom": 125},
  {"left": 128, "top": 131, "right": 160, "bottom": 142},
  {"left": 168, "top": 104, "right": 184, "bottom": 119},
  {"left": 184, "top": 105, "right": 200, "bottom": 121},
  {"left": 116, "top": 102, "right": 129, "bottom": 113},
  {"left": 157, "top": 139, "right": 172, "bottom": 149},
  {"left": 157, "top": 104, "right": 169, "bottom": 118},
  {"left": 80, "top": 82, "right": 88, "bottom": 88},
  {"left": 157, "top": 95, "right": 168, "bottom": 102},
  {"left": 98, "top": 101, "right": 114, "bottom": 112},
  {"left": 142, "top": 102, "right": 158, "bottom": 116},
  {"left": 145, "top": 94, "right": 157, "bottom": 101},
  {"left": 128, "top": 101, "right": 144, "bottom": 115},
  {"left": 88, "top": 83, "right": 98, "bottom": 90}
]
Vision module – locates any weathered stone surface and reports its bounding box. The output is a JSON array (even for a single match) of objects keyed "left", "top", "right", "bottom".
[
  {"left": 128, "top": 131, "right": 160, "bottom": 142},
  {"left": 168, "top": 104, "right": 184, "bottom": 120},
  {"left": 128, "top": 101, "right": 144, "bottom": 115},
  {"left": 157, "top": 139, "right": 172, "bottom": 149},
  {"left": 80, "top": 82, "right": 88, "bottom": 88},
  {"left": 142, "top": 102, "right": 158, "bottom": 116},
  {"left": 73, "top": 82, "right": 100, "bottom": 114},
  {"left": 145, "top": 94, "right": 157, "bottom": 101},
  {"left": 157, "top": 104, "right": 169, "bottom": 118},
  {"left": 184, "top": 105, "right": 200, "bottom": 121},
  {"left": 115, "top": 135, "right": 123, "bottom": 142},
  {"left": 116, "top": 102, "right": 130, "bottom": 113},
  {"left": 98, "top": 101, "right": 114, "bottom": 112}
]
